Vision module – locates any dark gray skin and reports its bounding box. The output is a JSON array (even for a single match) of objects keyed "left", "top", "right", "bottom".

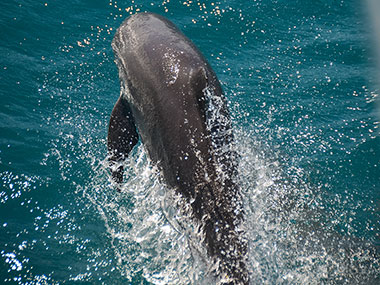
[{"left": 108, "top": 12, "right": 249, "bottom": 284}]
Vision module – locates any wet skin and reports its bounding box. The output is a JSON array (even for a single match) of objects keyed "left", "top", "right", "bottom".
[{"left": 108, "top": 13, "right": 248, "bottom": 284}]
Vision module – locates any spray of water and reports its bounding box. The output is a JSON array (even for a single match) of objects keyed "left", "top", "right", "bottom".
[{"left": 76, "top": 101, "right": 379, "bottom": 284}]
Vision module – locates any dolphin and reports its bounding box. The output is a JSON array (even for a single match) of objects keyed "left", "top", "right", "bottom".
[{"left": 108, "top": 12, "right": 249, "bottom": 284}]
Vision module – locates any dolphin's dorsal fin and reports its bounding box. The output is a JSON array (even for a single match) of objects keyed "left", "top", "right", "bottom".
[{"left": 107, "top": 97, "right": 139, "bottom": 185}]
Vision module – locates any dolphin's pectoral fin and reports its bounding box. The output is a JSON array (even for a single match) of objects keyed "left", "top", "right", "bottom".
[{"left": 108, "top": 97, "right": 139, "bottom": 186}]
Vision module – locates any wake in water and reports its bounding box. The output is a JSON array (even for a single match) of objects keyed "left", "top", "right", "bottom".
[
  {"left": 236, "top": 131, "right": 379, "bottom": 284},
  {"left": 74, "top": 120, "right": 378, "bottom": 284}
]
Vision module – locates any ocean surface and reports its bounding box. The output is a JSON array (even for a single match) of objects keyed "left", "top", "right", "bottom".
[{"left": 0, "top": 0, "right": 379, "bottom": 284}]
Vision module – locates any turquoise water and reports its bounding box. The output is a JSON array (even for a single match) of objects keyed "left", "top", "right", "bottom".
[{"left": 0, "top": 0, "right": 379, "bottom": 284}]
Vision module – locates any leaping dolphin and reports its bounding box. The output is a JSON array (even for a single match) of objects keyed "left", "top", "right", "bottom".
[{"left": 108, "top": 12, "right": 249, "bottom": 284}]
